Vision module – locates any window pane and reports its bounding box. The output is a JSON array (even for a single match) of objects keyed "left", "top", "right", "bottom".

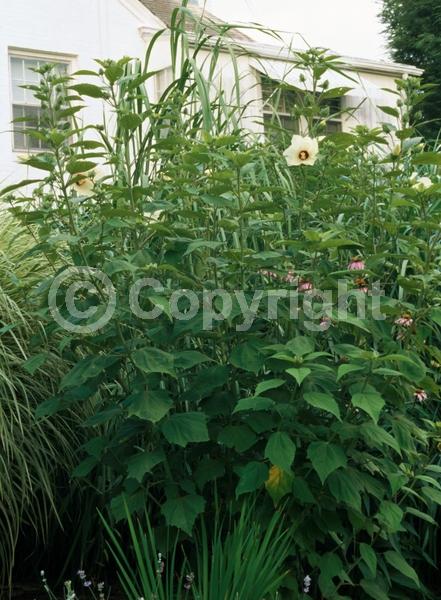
[{"left": 11, "top": 57, "right": 24, "bottom": 80}]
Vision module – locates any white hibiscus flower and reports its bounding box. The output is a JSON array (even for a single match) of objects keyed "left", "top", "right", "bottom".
[
  {"left": 283, "top": 135, "right": 319, "bottom": 167},
  {"left": 410, "top": 172, "right": 432, "bottom": 191}
]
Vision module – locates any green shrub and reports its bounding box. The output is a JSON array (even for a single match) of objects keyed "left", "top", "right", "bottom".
[{"left": 3, "top": 9, "right": 441, "bottom": 598}]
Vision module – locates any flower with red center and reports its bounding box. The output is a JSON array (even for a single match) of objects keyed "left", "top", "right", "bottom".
[
  {"left": 395, "top": 313, "right": 414, "bottom": 328},
  {"left": 283, "top": 135, "right": 319, "bottom": 167},
  {"left": 348, "top": 256, "right": 365, "bottom": 271},
  {"left": 414, "top": 389, "right": 428, "bottom": 403},
  {"left": 298, "top": 279, "right": 313, "bottom": 292}
]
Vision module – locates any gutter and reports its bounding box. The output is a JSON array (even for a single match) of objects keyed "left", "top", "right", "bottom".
[{"left": 138, "top": 27, "right": 423, "bottom": 78}]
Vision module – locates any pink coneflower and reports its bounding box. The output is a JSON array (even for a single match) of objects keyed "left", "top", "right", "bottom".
[
  {"left": 260, "top": 269, "right": 278, "bottom": 280},
  {"left": 284, "top": 269, "right": 296, "bottom": 284},
  {"left": 414, "top": 389, "right": 428, "bottom": 403},
  {"left": 319, "top": 316, "right": 332, "bottom": 331},
  {"left": 299, "top": 279, "right": 313, "bottom": 292},
  {"left": 395, "top": 313, "right": 414, "bottom": 328},
  {"left": 355, "top": 277, "right": 369, "bottom": 293},
  {"left": 348, "top": 256, "right": 365, "bottom": 271}
]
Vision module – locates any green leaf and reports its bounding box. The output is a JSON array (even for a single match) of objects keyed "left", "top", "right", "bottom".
[
  {"left": 161, "top": 412, "right": 209, "bottom": 447},
  {"left": 265, "top": 465, "right": 294, "bottom": 504},
  {"left": 161, "top": 495, "right": 205, "bottom": 535},
  {"left": 70, "top": 83, "right": 106, "bottom": 98},
  {"left": 360, "top": 579, "right": 390, "bottom": 600},
  {"left": 360, "top": 422, "right": 401, "bottom": 455},
  {"left": 236, "top": 461, "right": 269, "bottom": 497},
  {"left": 218, "top": 425, "right": 256, "bottom": 452},
  {"left": 351, "top": 392, "right": 385, "bottom": 423},
  {"left": 384, "top": 551, "right": 420, "bottom": 587},
  {"left": 286, "top": 336, "right": 314, "bottom": 356},
  {"left": 406, "top": 507, "right": 437, "bottom": 525},
  {"left": 119, "top": 112, "right": 143, "bottom": 131},
  {"left": 383, "top": 353, "right": 426, "bottom": 383},
  {"left": 421, "top": 485, "right": 441, "bottom": 505},
  {"left": 286, "top": 367, "right": 311, "bottom": 386},
  {"left": 22, "top": 353, "right": 48, "bottom": 375},
  {"left": 230, "top": 341, "right": 264, "bottom": 373},
  {"left": 377, "top": 501, "right": 404, "bottom": 533},
  {"left": 127, "top": 449, "right": 165, "bottom": 482},
  {"left": 413, "top": 151, "right": 441, "bottom": 166},
  {"left": 233, "top": 396, "right": 274, "bottom": 413},
  {"left": 72, "top": 456, "right": 97, "bottom": 478},
  {"left": 360, "top": 543, "right": 377, "bottom": 577},
  {"left": 173, "top": 350, "right": 212, "bottom": 370},
  {"left": 133, "top": 347, "right": 175, "bottom": 377},
  {"left": 318, "top": 553, "right": 343, "bottom": 597},
  {"left": 264, "top": 432, "right": 296, "bottom": 472},
  {"left": 327, "top": 469, "right": 361, "bottom": 510},
  {"left": 336, "top": 363, "right": 364, "bottom": 381},
  {"left": 255, "top": 378, "right": 285, "bottom": 396},
  {"left": 126, "top": 390, "right": 173, "bottom": 423},
  {"left": 304, "top": 392, "right": 341, "bottom": 420},
  {"left": 67, "top": 160, "right": 96, "bottom": 174},
  {"left": 183, "top": 240, "right": 223, "bottom": 256},
  {"left": 194, "top": 458, "right": 225, "bottom": 490},
  {"left": 307, "top": 442, "right": 347, "bottom": 484}
]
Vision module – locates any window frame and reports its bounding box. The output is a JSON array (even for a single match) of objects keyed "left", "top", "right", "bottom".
[
  {"left": 8, "top": 48, "right": 74, "bottom": 153},
  {"left": 260, "top": 75, "right": 343, "bottom": 137}
]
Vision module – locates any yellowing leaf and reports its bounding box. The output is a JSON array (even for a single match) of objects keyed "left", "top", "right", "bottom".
[{"left": 265, "top": 465, "right": 293, "bottom": 504}]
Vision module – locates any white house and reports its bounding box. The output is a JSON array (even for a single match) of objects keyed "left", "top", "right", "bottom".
[{"left": 0, "top": 0, "right": 422, "bottom": 186}]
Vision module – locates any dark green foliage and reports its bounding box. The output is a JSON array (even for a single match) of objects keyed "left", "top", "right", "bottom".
[{"left": 381, "top": 0, "right": 441, "bottom": 139}]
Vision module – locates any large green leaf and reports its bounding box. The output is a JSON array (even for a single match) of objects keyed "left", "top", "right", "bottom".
[
  {"left": 360, "top": 579, "right": 390, "bottom": 600},
  {"left": 286, "top": 367, "right": 311, "bottom": 386},
  {"left": 126, "top": 390, "right": 173, "bottom": 423},
  {"left": 218, "top": 425, "right": 257, "bottom": 452},
  {"left": 133, "top": 347, "right": 176, "bottom": 377},
  {"left": 236, "top": 461, "right": 269, "bottom": 497},
  {"left": 307, "top": 441, "right": 347, "bottom": 484},
  {"left": 360, "top": 543, "right": 377, "bottom": 577},
  {"left": 286, "top": 336, "right": 314, "bottom": 356},
  {"left": 351, "top": 392, "right": 385, "bottom": 423},
  {"left": 161, "top": 412, "right": 209, "bottom": 447},
  {"left": 304, "top": 392, "right": 341, "bottom": 420},
  {"left": 327, "top": 469, "right": 361, "bottom": 510},
  {"left": 384, "top": 551, "right": 420, "bottom": 587},
  {"left": 264, "top": 432, "right": 296, "bottom": 472},
  {"left": 161, "top": 495, "right": 205, "bottom": 534},
  {"left": 233, "top": 396, "right": 274, "bottom": 413},
  {"left": 230, "top": 341, "right": 264, "bottom": 373},
  {"left": 255, "top": 378, "right": 285, "bottom": 396},
  {"left": 127, "top": 449, "right": 165, "bottom": 482}
]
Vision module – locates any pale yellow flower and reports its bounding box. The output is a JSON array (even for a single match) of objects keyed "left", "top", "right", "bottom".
[
  {"left": 72, "top": 166, "right": 105, "bottom": 196},
  {"left": 283, "top": 135, "right": 319, "bottom": 167},
  {"left": 411, "top": 172, "right": 432, "bottom": 191}
]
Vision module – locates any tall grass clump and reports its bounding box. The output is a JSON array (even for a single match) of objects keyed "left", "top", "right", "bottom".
[{"left": 0, "top": 214, "right": 80, "bottom": 585}]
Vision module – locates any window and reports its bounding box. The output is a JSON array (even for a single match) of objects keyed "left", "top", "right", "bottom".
[
  {"left": 261, "top": 76, "right": 342, "bottom": 137},
  {"left": 10, "top": 54, "right": 68, "bottom": 151}
]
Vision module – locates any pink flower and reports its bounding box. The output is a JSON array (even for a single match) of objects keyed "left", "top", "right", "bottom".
[
  {"left": 395, "top": 313, "right": 413, "bottom": 328},
  {"left": 348, "top": 257, "right": 365, "bottom": 271},
  {"left": 283, "top": 270, "right": 296, "bottom": 284},
  {"left": 414, "top": 389, "right": 428, "bottom": 403},
  {"left": 260, "top": 269, "right": 278, "bottom": 280},
  {"left": 319, "top": 316, "right": 332, "bottom": 331},
  {"left": 299, "top": 279, "right": 313, "bottom": 292}
]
